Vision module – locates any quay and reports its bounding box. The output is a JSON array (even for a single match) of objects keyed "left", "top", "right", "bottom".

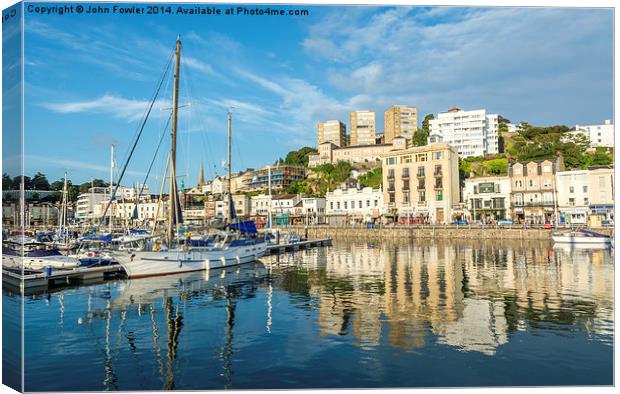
[{"left": 286, "top": 225, "right": 614, "bottom": 241}]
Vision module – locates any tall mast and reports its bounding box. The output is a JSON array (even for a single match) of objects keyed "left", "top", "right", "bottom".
[
  {"left": 167, "top": 37, "right": 182, "bottom": 245},
  {"left": 109, "top": 144, "right": 115, "bottom": 233},
  {"left": 227, "top": 110, "right": 233, "bottom": 222},
  {"left": 268, "top": 165, "right": 272, "bottom": 229}
]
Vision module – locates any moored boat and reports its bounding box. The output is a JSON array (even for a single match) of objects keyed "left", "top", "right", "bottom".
[{"left": 552, "top": 228, "right": 611, "bottom": 245}]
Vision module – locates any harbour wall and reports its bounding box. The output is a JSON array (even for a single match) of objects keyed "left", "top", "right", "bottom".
[{"left": 284, "top": 225, "right": 613, "bottom": 241}]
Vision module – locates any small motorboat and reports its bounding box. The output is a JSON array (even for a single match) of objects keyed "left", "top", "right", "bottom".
[
  {"left": 2, "top": 242, "right": 81, "bottom": 270},
  {"left": 552, "top": 228, "right": 612, "bottom": 245}
]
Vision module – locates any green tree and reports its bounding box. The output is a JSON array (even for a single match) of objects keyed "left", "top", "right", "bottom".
[
  {"left": 31, "top": 172, "right": 50, "bottom": 190},
  {"left": 413, "top": 114, "right": 435, "bottom": 147},
  {"left": 358, "top": 168, "right": 383, "bottom": 188},
  {"left": 482, "top": 158, "right": 509, "bottom": 175},
  {"left": 283, "top": 146, "right": 318, "bottom": 167},
  {"left": 2, "top": 173, "right": 13, "bottom": 190}
]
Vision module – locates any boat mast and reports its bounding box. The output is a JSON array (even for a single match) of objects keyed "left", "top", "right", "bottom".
[
  {"left": 268, "top": 165, "right": 272, "bottom": 229},
  {"left": 227, "top": 110, "right": 233, "bottom": 223},
  {"left": 167, "top": 36, "right": 182, "bottom": 246},
  {"left": 109, "top": 144, "right": 115, "bottom": 233}
]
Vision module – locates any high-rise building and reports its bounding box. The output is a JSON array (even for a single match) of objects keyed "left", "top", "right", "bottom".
[
  {"left": 350, "top": 110, "right": 376, "bottom": 146},
  {"left": 428, "top": 107, "right": 499, "bottom": 158},
  {"left": 317, "top": 120, "right": 347, "bottom": 147},
  {"left": 382, "top": 143, "right": 460, "bottom": 224},
  {"left": 384, "top": 105, "right": 418, "bottom": 143}
]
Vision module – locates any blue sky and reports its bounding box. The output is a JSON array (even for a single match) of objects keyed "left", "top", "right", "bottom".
[{"left": 16, "top": 3, "right": 614, "bottom": 188}]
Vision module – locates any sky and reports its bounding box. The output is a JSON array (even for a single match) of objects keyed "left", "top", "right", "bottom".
[{"left": 9, "top": 3, "right": 615, "bottom": 188}]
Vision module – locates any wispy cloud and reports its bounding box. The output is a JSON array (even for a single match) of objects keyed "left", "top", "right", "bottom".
[
  {"left": 25, "top": 155, "right": 146, "bottom": 177},
  {"left": 42, "top": 95, "right": 170, "bottom": 122}
]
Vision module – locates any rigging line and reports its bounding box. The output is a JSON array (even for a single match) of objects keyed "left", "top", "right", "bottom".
[
  {"left": 116, "top": 48, "right": 175, "bottom": 186},
  {"left": 182, "top": 60, "right": 216, "bottom": 181},
  {"left": 116, "top": 50, "right": 174, "bottom": 179},
  {"left": 97, "top": 46, "right": 175, "bottom": 228},
  {"left": 133, "top": 115, "right": 172, "bottom": 215}
]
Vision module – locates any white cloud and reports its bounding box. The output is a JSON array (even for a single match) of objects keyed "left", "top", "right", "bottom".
[{"left": 43, "top": 95, "right": 170, "bottom": 122}]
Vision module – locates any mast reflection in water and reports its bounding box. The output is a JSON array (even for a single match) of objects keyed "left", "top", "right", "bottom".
[{"left": 13, "top": 240, "right": 613, "bottom": 390}]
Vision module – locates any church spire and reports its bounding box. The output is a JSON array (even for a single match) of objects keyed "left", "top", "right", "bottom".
[{"left": 198, "top": 162, "right": 205, "bottom": 187}]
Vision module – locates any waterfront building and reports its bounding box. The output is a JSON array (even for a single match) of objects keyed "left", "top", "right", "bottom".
[
  {"left": 587, "top": 165, "right": 614, "bottom": 226},
  {"left": 325, "top": 185, "right": 383, "bottom": 225},
  {"left": 508, "top": 157, "right": 564, "bottom": 224},
  {"left": 76, "top": 185, "right": 149, "bottom": 221},
  {"left": 2, "top": 201, "right": 69, "bottom": 227},
  {"left": 428, "top": 107, "right": 500, "bottom": 157},
  {"left": 463, "top": 176, "right": 511, "bottom": 222},
  {"left": 350, "top": 110, "right": 376, "bottom": 146},
  {"left": 381, "top": 143, "right": 460, "bottom": 224},
  {"left": 555, "top": 170, "right": 589, "bottom": 224},
  {"left": 215, "top": 194, "right": 252, "bottom": 218},
  {"left": 246, "top": 165, "right": 305, "bottom": 191},
  {"left": 317, "top": 120, "right": 347, "bottom": 147},
  {"left": 571, "top": 120, "right": 614, "bottom": 148},
  {"left": 250, "top": 194, "right": 272, "bottom": 217},
  {"left": 110, "top": 198, "right": 166, "bottom": 223},
  {"left": 271, "top": 194, "right": 302, "bottom": 225},
  {"left": 384, "top": 105, "right": 418, "bottom": 143},
  {"left": 301, "top": 197, "right": 327, "bottom": 224}
]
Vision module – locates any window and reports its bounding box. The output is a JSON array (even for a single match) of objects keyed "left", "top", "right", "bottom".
[
  {"left": 344, "top": 202, "right": 347, "bottom": 209},
  {"left": 584, "top": 197, "right": 589, "bottom": 205},
  {"left": 366, "top": 200, "right": 370, "bottom": 207},
  {"left": 569, "top": 186, "right": 574, "bottom": 193},
  {"left": 388, "top": 169, "right": 395, "bottom": 179},
  {"left": 583, "top": 186, "right": 588, "bottom": 193},
  {"left": 389, "top": 193, "right": 395, "bottom": 203},
  {"left": 387, "top": 157, "right": 396, "bottom": 165},
  {"left": 529, "top": 180, "right": 533, "bottom": 187},
  {"left": 417, "top": 167, "right": 425, "bottom": 177},
  {"left": 358, "top": 200, "right": 362, "bottom": 209},
  {"left": 436, "top": 191, "right": 443, "bottom": 201},
  {"left": 543, "top": 166, "right": 551, "bottom": 173},
  {"left": 403, "top": 192, "right": 410, "bottom": 205},
  {"left": 569, "top": 198, "right": 575, "bottom": 206},
  {"left": 336, "top": 202, "right": 340, "bottom": 209},
  {"left": 419, "top": 191, "right": 426, "bottom": 202},
  {"left": 374, "top": 200, "right": 378, "bottom": 207}
]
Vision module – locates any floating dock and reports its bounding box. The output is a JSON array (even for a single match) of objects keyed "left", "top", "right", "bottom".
[
  {"left": 3, "top": 264, "right": 123, "bottom": 293},
  {"left": 266, "top": 237, "right": 332, "bottom": 255}
]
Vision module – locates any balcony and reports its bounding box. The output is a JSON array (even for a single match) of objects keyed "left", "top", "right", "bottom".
[
  {"left": 403, "top": 184, "right": 410, "bottom": 191},
  {"left": 434, "top": 183, "right": 443, "bottom": 190},
  {"left": 417, "top": 172, "right": 425, "bottom": 178},
  {"left": 402, "top": 173, "right": 410, "bottom": 180},
  {"left": 388, "top": 185, "right": 395, "bottom": 192},
  {"left": 417, "top": 183, "right": 425, "bottom": 190},
  {"left": 434, "top": 172, "right": 442, "bottom": 178},
  {"left": 387, "top": 173, "right": 395, "bottom": 180}
]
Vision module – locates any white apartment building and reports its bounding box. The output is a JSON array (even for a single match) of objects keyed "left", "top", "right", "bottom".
[
  {"left": 428, "top": 107, "right": 499, "bottom": 157},
  {"left": 76, "top": 185, "right": 150, "bottom": 220},
  {"left": 325, "top": 186, "right": 384, "bottom": 225},
  {"left": 463, "top": 176, "right": 511, "bottom": 222},
  {"left": 301, "top": 197, "right": 327, "bottom": 224},
  {"left": 250, "top": 194, "right": 272, "bottom": 216},
  {"left": 555, "top": 170, "right": 589, "bottom": 224},
  {"left": 350, "top": 110, "right": 376, "bottom": 146},
  {"left": 571, "top": 120, "right": 614, "bottom": 148},
  {"left": 271, "top": 194, "right": 301, "bottom": 216}
]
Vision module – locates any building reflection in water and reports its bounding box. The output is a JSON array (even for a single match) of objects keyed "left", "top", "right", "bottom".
[{"left": 273, "top": 240, "right": 613, "bottom": 356}]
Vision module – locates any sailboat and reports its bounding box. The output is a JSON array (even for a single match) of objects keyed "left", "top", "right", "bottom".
[{"left": 110, "top": 37, "right": 267, "bottom": 279}]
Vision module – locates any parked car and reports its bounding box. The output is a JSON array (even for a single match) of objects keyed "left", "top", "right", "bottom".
[
  {"left": 498, "top": 220, "right": 513, "bottom": 226},
  {"left": 451, "top": 220, "right": 468, "bottom": 225}
]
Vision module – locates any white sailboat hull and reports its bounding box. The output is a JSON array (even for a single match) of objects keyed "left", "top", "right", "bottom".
[
  {"left": 2, "top": 254, "right": 81, "bottom": 270},
  {"left": 111, "top": 241, "right": 268, "bottom": 279},
  {"left": 551, "top": 235, "right": 611, "bottom": 245}
]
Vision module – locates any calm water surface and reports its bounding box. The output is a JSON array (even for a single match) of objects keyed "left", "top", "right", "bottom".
[{"left": 7, "top": 240, "right": 614, "bottom": 390}]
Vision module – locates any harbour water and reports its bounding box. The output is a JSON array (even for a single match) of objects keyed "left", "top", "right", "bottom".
[{"left": 5, "top": 239, "right": 614, "bottom": 390}]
